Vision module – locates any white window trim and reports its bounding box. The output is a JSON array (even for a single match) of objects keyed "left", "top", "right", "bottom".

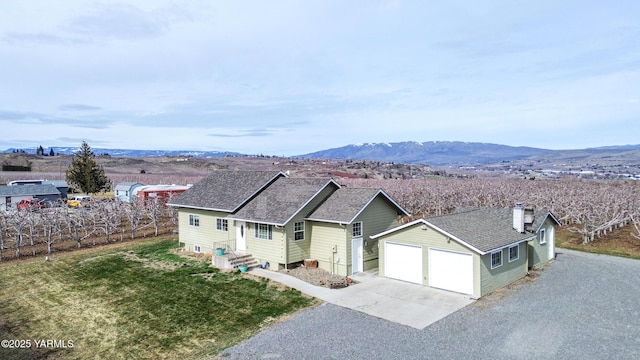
[
  {"left": 189, "top": 214, "right": 200, "bottom": 227},
  {"left": 194, "top": 245, "right": 202, "bottom": 253},
  {"left": 216, "top": 218, "right": 228, "bottom": 231},
  {"left": 508, "top": 245, "right": 519, "bottom": 262},
  {"left": 491, "top": 250, "right": 503, "bottom": 269},
  {"left": 254, "top": 223, "right": 273, "bottom": 240},
  {"left": 294, "top": 221, "right": 305, "bottom": 241},
  {"left": 352, "top": 221, "right": 363, "bottom": 238},
  {"left": 539, "top": 228, "right": 547, "bottom": 245}
]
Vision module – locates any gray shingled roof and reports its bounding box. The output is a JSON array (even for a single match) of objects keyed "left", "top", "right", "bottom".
[
  {"left": 307, "top": 187, "right": 408, "bottom": 224},
  {"left": 229, "top": 177, "right": 340, "bottom": 225},
  {"left": 168, "top": 171, "right": 284, "bottom": 212},
  {"left": 0, "top": 184, "right": 61, "bottom": 196},
  {"left": 425, "top": 207, "right": 550, "bottom": 253}
]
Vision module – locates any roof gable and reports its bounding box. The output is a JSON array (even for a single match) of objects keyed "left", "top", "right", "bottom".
[
  {"left": 307, "top": 187, "right": 409, "bottom": 224},
  {"left": 167, "top": 171, "right": 285, "bottom": 212},
  {"left": 229, "top": 177, "right": 340, "bottom": 225}
]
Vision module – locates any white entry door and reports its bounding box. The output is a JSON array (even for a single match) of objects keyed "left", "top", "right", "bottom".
[
  {"left": 352, "top": 238, "right": 363, "bottom": 274},
  {"left": 236, "top": 221, "right": 246, "bottom": 251}
]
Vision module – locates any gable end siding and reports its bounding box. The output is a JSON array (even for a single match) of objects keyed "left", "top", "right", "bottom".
[
  {"left": 285, "top": 184, "right": 337, "bottom": 264},
  {"left": 349, "top": 195, "right": 402, "bottom": 272}
]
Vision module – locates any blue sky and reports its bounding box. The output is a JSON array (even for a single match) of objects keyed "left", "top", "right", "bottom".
[{"left": 1, "top": 1, "right": 639, "bottom": 155}]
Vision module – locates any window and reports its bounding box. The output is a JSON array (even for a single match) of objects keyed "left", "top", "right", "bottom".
[
  {"left": 189, "top": 214, "right": 200, "bottom": 227},
  {"left": 194, "top": 245, "right": 202, "bottom": 253},
  {"left": 539, "top": 228, "right": 546, "bottom": 244},
  {"left": 508, "top": 245, "right": 519, "bottom": 262},
  {"left": 294, "top": 221, "right": 305, "bottom": 241},
  {"left": 255, "top": 223, "right": 273, "bottom": 240},
  {"left": 352, "top": 221, "right": 363, "bottom": 238},
  {"left": 216, "top": 218, "right": 228, "bottom": 231},
  {"left": 491, "top": 250, "right": 503, "bottom": 269}
]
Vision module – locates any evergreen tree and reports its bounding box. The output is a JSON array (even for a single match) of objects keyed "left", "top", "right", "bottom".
[{"left": 65, "top": 141, "right": 111, "bottom": 194}]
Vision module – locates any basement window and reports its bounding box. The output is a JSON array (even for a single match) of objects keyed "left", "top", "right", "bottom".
[
  {"left": 508, "top": 245, "right": 519, "bottom": 262},
  {"left": 491, "top": 250, "right": 503, "bottom": 269},
  {"left": 194, "top": 245, "right": 202, "bottom": 253},
  {"left": 189, "top": 214, "right": 200, "bottom": 227}
]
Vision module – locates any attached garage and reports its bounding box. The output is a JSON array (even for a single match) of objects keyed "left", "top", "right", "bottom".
[
  {"left": 384, "top": 242, "right": 422, "bottom": 284},
  {"left": 372, "top": 208, "right": 560, "bottom": 298},
  {"left": 429, "top": 248, "right": 473, "bottom": 295}
]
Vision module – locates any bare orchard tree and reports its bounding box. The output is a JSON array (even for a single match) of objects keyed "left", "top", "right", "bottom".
[
  {"left": 123, "top": 200, "right": 145, "bottom": 239},
  {"left": 8, "top": 210, "right": 30, "bottom": 259},
  {"left": 40, "top": 207, "right": 63, "bottom": 254},
  {"left": 0, "top": 210, "right": 9, "bottom": 261},
  {"left": 93, "top": 200, "right": 121, "bottom": 244},
  {"left": 144, "top": 198, "right": 162, "bottom": 237},
  {"left": 61, "top": 206, "right": 95, "bottom": 248},
  {"left": 24, "top": 208, "right": 41, "bottom": 255},
  {"left": 631, "top": 213, "right": 640, "bottom": 241}
]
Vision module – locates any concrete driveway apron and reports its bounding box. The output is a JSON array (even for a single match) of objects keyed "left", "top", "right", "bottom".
[{"left": 250, "top": 269, "right": 475, "bottom": 329}]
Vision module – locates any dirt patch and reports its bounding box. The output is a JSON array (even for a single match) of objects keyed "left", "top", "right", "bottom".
[
  {"left": 473, "top": 268, "right": 543, "bottom": 308},
  {"left": 278, "top": 265, "right": 354, "bottom": 288},
  {"left": 557, "top": 225, "right": 640, "bottom": 259}
]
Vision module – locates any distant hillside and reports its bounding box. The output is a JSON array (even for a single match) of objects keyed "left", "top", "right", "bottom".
[
  {"left": 2, "top": 147, "right": 242, "bottom": 158},
  {"left": 298, "top": 141, "right": 553, "bottom": 165}
]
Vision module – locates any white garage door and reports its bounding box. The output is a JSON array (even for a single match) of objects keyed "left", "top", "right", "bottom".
[
  {"left": 429, "top": 248, "right": 473, "bottom": 295},
  {"left": 384, "top": 242, "right": 423, "bottom": 284}
]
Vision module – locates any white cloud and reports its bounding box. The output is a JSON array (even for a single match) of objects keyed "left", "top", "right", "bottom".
[{"left": 1, "top": 0, "right": 640, "bottom": 154}]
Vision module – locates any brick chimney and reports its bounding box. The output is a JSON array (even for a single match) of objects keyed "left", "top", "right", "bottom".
[{"left": 513, "top": 202, "right": 525, "bottom": 233}]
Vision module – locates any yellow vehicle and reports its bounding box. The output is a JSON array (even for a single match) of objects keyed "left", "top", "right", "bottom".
[{"left": 67, "top": 195, "right": 92, "bottom": 208}]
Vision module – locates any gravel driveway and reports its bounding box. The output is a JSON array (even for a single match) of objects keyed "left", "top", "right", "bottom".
[{"left": 220, "top": 249, "right": 640, "bottom": 359}]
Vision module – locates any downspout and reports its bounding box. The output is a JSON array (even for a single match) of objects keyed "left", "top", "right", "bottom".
[{"left": 283, "top": 226, "right": 288, "bottom": 270}]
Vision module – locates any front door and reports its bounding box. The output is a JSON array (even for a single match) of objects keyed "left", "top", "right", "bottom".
[
  {"left": 352, "top": 238, "right": 363, "bottom": 274},
  {"left": 236, "top": 221, "right": 246, "bottom": 252}
]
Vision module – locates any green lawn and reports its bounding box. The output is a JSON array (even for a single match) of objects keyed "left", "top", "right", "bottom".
[{"left": 0, "top": 239, "right": 316, "bottom": 359}]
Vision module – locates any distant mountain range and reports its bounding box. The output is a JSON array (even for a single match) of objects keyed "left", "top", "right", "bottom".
[
  {"left": 298, "top": 141, "right": 554, "bottom": 165},
  {"left": 4, "top": 141, "right": 640, "bottom": 166},
  {"left": 298, "top": 141, "right": 640, "bottom": 165},
  {"left": 3, "top": 147, "right": 243, "bottom": 158}
]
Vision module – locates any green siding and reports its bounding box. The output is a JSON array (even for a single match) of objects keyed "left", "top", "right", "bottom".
[
  {"left": 283, "top": 185, "right": 337, "bottom": 264},
  {"left": 528, "top": 218, "right": 555, "bottom": 268},
  {"left": 246, "top": 223, "right": 286, "bottom": 268},
  {"left": 309, "top": 222, "right": 349, "bottom": 276},
  {"left": 178, "top": 209, "right": 233, "bottom": 254},
  {"left": 285, "top": 220, "right": 310, "bottom": 263},
  {"left": 350, "top": 195, "right": 403, "bottom": 273},
  {"left": 479, "top": 243, "right": 528, "bottom": 296},
  {"left": 378, "top": 224, "right": 482, "bottom": 298}
]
